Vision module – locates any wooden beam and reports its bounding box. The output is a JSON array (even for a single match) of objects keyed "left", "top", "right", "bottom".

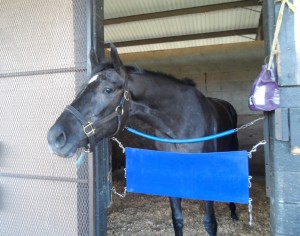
[
  {"left": 104, "top": 0, "right": 260, "bottom": 25},
  {"left": 104, "top": 28, "right": 257, "bottom": 48}
]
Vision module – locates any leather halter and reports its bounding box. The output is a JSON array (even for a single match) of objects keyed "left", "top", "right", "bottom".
[{"left": 65, "top": 75, "right": 130, "bottom": 152}]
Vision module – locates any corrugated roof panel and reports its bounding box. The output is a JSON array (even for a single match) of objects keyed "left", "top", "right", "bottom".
[
  {"left": 105, "top": 6, "right": 261, "bottom": 42},
  {"left": 104, "top": 0, "right": 243, "bottom": 19},
  {"left": 104, "top": 1, "right": 262, "bottom": 53}
]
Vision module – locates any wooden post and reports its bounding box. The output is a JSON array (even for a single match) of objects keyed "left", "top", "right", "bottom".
[{"left": 265, "top": 1, "right": 300, "bottom": 235}]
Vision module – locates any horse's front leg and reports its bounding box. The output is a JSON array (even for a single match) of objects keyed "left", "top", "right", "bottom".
[
  {"left": 203, "top": 201, "right": 217, "bottom": 236},
  {"left": 229, "top": 202, "right": 238, "bottom": 220},
  {"left": 169, "top": 197, "right": 183, "bottom": 236}
]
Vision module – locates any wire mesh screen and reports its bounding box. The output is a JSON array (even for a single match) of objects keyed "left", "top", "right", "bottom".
[
  {"left": 0, "top": 0, "right": 89, "bottom": 235},
  {"left": 0, "top": 0, "right": 86, "bottom": 75}
]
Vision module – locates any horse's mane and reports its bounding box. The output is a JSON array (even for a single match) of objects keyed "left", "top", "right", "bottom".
[
  {"left": 127, "top": 66, "right": 196, "bottom": 87},
  {"left": 92, "top": 62, "right": 196, "bottom": 87}
]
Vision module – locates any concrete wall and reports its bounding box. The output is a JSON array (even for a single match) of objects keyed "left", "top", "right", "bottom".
[
  {"left": 121, "top": 41, "right": 265, "bottom": 176},
  {"left": 0, "top": 1, "right": 88, "bottom": 235}
]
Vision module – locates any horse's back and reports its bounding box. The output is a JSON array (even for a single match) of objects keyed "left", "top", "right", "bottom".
[{"left": 208, "top": 97, "right": 237, "bottom": 125}]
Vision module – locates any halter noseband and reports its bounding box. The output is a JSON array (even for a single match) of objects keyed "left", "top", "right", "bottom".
[{"left": 65, "top": 77, "right": 130, "bottom": 152}]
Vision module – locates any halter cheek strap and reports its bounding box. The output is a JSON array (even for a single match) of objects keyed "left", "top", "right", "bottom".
[
  {"left": 65, "top": 89, "right": 130, "bottom": 152},
  {"left": 65, "top": 105, "right": 96, "bottom": 152}
]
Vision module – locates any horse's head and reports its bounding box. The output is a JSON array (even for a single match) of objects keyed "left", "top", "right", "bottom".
[{"left": 47, "top": 44, "right": 130, "bottom": 157}]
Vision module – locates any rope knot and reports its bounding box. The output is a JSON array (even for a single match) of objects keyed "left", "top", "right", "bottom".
[
  {"left": 267, "top": 0, "right": 297, "bottom": 70},
  {"left": 276, "top": 0, "right": 297, "bottom": 12}
]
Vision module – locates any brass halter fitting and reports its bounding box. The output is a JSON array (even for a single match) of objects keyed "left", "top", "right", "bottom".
[
  {"left": 83, "top": 121, "right": 95, "bottom": 137},
  {"left": 124, "top": 90, "right": 130, "bottom": 101}
]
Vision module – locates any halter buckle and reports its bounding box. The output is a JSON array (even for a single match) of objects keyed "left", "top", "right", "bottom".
[
  {"left": 115, "top": 105, "right": 124, "bottom": 115},
  {"left": 83, "top": 122, "right": 95, "bottom": 137}
]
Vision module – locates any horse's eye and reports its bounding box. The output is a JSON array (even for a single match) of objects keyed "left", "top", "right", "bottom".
[{"left": 104, "top": 88, "right": 113, "bottom": 94}]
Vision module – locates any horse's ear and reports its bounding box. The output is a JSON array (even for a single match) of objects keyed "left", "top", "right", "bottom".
[
  {"left": 110, "top": 43, "right": 126, "bottom": 78},
  {"left": 90, "top": 48, "right": 101, "bottom": 66}
]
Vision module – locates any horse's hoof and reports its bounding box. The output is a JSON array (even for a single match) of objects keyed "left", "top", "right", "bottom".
[{"left": 231, "top": 213, "right": 239, "bottom": 221}]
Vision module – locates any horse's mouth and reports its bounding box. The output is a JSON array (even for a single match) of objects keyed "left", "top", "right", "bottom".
[{"left": 48, "top": 144, "right": 77, "bottom": 158}]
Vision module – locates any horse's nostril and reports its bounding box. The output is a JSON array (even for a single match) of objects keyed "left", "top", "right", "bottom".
[{"left": 54, "top": 131, "right": 67, "bottom": 148}]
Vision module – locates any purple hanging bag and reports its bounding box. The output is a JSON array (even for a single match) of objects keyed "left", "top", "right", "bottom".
[{"left": 248, "top": 65, "right": 280, "bottom": 111}]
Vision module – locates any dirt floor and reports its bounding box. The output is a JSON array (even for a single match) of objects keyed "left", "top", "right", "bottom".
[{"left": 108, "top": 174, "right": 270, "bottom": 236}]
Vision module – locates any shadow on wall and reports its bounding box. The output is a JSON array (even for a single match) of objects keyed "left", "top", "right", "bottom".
[{"left": 238, "top": 114, "right": 265, "bottom": 176}]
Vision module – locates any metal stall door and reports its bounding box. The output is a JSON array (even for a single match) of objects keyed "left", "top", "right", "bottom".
[{"left": 0, "top": 0, "right": 90, "bottom": 235}]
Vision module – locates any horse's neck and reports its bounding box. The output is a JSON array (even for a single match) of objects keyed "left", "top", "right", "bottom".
[
  {"left": 129, "top": 100, "right": 173, "bottom": 133},
  {"left": 128, "top": 75, "right": 173, "bottom": 130},
  {"left": 128, "top": 74, "right": 205, "bottom": 139}
]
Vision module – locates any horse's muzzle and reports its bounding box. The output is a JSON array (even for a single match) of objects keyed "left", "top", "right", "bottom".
[
  {"left": 49, "top": 125, "right": 67, "bottom": 148},
  {"left": 47, "top": 125, "right": 73, "bottom": 158}
]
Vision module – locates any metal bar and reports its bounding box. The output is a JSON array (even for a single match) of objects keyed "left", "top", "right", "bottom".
[
  {"left": 94, "top": 139, "right": 111, "bottom": 236},
  {"left": 92, "top": 0, "right": 111, "bottom": 232},
  {"left": 262, "top": 0, "right": 275, "bottom": 199},
  {"left": 93, "top": 0, "right": 104, "bottom": 62},
  {"left": 0, "top": 173, "right": 88, "bottom": 183},
  {"left": 0, "top": 67, "right": 86, "bottom": 78},
  {"left": 87, "top": 0, "right": 109, "bottom": 236},
  {"left": 88, "top": 152, "right": 96, "bottom": 236},
  {"left": 86, "top": 1, "right": 96, "bottom": 235},
  {"left": 104, "top": 28, "right": 257, "bottom": 48}
]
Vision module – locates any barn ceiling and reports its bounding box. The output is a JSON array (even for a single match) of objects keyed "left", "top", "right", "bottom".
[{"left": 104, "top": 0, "right": 263, "bottom": 54}]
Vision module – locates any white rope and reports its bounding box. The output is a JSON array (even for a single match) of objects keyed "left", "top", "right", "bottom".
[{"left": 267, "top": 0, "right": 297, "bottom": 71}]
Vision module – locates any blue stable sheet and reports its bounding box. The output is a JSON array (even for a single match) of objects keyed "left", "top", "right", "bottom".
[{"left": 125, "top": 148, "right": 249, "bottom": 204}]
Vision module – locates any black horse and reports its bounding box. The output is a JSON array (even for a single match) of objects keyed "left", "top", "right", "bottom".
[{"left": 48, "top": 44, "right": 239, "bottom": 236}]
